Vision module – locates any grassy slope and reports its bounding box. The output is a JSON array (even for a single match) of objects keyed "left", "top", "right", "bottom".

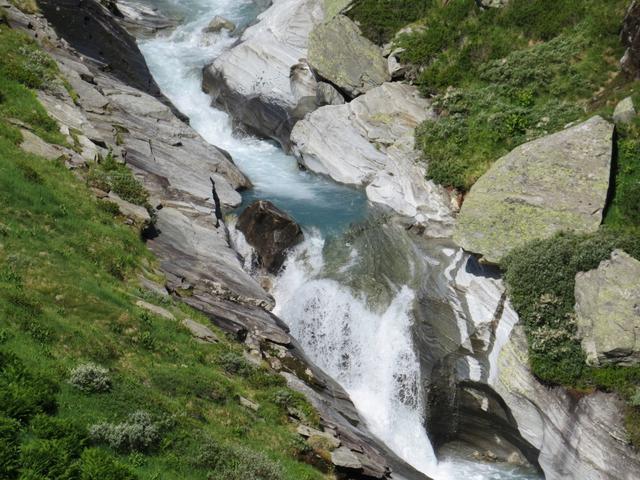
[
  {"left": 0, "top": 20, "right": 325, "bottom": 480},
  {"left": 350, "top": 0, "right": 640, "bottom": 446}
]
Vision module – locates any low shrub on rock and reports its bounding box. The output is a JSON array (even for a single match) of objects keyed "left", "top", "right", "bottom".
[{"left": 69, "top": 363, "right": 112, "bottom": 393}]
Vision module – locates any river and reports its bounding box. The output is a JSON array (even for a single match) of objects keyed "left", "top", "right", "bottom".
[{"left": 138, "top": 1, "right": 540, "bottom": 478}]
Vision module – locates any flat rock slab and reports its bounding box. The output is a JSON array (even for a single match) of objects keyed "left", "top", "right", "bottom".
[
  {"left": 331, "top": 446, "right": 363, "bottom": 470},
  {"left": 575, "top": 250, "right": 640, "bottom": 366},
  {"left": 308, "top": 15, "right": 389, "bottom": 98},
  {"left": 182, "top": 318, "right": 219, "bottom": 343},
  {"left": 454, "top": 116, "right": 614, "bottom": 264},
  {"left": 135, "top": 300, "right": 175, "bottom": 320}
]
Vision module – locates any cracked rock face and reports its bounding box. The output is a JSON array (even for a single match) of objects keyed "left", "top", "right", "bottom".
[
  {"left": 454, "top": 116, "right": 614, "bottom": 264},
  {"left": 575, "top": 250, "right": 640, "bottom": 367}
]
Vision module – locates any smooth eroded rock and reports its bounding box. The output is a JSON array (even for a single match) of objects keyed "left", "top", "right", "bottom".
[
  {"left": 237, "top": 200, "right": 304, "bottom": 273},
  {"left": 454, "top": 116, "right": 614, "bottom": 264},
  {"left": 202, "top": 0, "right": 325, "bottom": 149},
  {"left": 575, "top": 250, "right": 640, "bottom": 366},
  {"left": 308, "top": 15, "right": 390, "bottom": 98},
  {"left": 291, "top": 82, "right": 454, "bottom": 237}
]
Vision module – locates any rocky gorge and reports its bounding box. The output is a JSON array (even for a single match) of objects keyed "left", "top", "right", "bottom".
[{"left": 2, "top": 0, "right": 640, "bottom": 479}]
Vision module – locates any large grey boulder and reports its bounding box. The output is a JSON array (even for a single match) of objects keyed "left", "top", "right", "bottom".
[
  {"left": 237, "top": 200, "right": 304, "bottom": 273},
  {"left": 575, "top": 250, "right": 640, "bottom": 366},
  {"left": 202, "top": 0, "right": 326, "bottom": 149},
  {"left": 291, "top": 82, "right": 455, "bottom": 237},
  {"left": 308, "top": 15, "right": 390, "bottom": 98},
  {"left": 454, "top": 116, "right": 614, "bottom": 264}
]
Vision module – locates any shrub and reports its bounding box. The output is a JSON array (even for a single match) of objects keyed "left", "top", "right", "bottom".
[
  {"left": 0, "top": 351, "right": 58, "bottom": 422},
  {"left": 79, "top": 448, "right": 137, "bottom": 480},
  {"left": 218, "top": 352, "right": 254, "bottom": 377},
  {"left": 196, "top": 440, "right": 283, "bottom": 480},
  {"left": 89, "top": 411, "right": 160, "bottom": 453},
  {"left": 69, "top": 363, "right": 112, "bottom": 393},
  {"left": 30, "top": 415, "right": 88, "bottom": 457},
  {"left": 0, "top": 416, "right": 20, "bottom": 478},
  {"left": 19, "top": 438, "right": 79, "bottom": 480}
]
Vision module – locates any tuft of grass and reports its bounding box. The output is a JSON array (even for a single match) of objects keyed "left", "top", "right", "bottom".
[
  {"left": 9, "top": 0, "right": 38, "bottom": 14},
  {"left": 87, "top": 151, "right": 149, "bottom": 207}
]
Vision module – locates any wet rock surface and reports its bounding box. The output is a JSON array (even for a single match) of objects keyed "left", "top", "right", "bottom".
[{"left": 237, "top": 200, "right": 304, "bottom": 274}]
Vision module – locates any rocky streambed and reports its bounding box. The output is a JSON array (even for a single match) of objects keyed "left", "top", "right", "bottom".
[{"left": 16, "top": 0, "right": 640, "bottom": 479}]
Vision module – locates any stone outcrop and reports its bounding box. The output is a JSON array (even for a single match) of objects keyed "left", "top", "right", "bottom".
[
  {"left": 621, "top": 0, "right": 640, "bottom": 77},
  {"left": 202, "top": 0, "right": 327, "bottom": 149},
  {"left": 37, "top": 0, "right": 164, "bottom": 97},
  {"left": 237, "top": 200, "right": 304, "bottom": 273},
  {"left": 204, "top": 15, "right": 236, "bottom": 34},
  {"left": 291, "top": 82, "right": 455, "bottom": 237},
  {"left": 454, "top": 116, "right": 614, "bottom": 264},
  {"left": 494, "top": 326, "right": 640, "bottom": 479},
  {"left": 307, "top": 15, "right": 390, "bottom": 97},
  {"left": 575, "top": 250, "right": 640, "bottom": 366},
  {"left": 613, "top": 96, "right": 637, "bottom": 125},
  {"left": 410, "top": 242, "right": 640, "bottom": 479}
]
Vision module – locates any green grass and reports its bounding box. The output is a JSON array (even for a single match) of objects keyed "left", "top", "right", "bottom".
[
  {"left": 351, "top": 0, "right": 629, "bottom": 191},
  {"left": 87, "top": 152, "right": 150, "bottom": 207},
  {"left": 0, "top": 20, "right": 327, "bottom": 480}
]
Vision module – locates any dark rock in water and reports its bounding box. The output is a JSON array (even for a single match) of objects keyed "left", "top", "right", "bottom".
[
  {"left": 621, "top": 0, "right": 640, "bottom": 77},
  {"left": 38, "top": 0, "right": 162, "bottom": 96},
  {"left": 237, "top": 200, "right": 304, "bottom": 273}
]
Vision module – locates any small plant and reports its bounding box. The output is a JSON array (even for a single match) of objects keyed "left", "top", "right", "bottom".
[
  {"left": 87, "top": 152, "right": 149, "bottom": 207},
  {"left": 89, "top": 411, "right": 160, "bottom": 453},
  {"left": 69, "top": 363, "right": 112, "bottom": 393}
]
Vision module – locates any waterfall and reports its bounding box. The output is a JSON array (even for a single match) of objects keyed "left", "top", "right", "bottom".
[
  {"left": 273, "top": 233, "right": 439, "bottom": 476},
  {"left": 138, "top": 1, "right": 540, "bottom": 478}
]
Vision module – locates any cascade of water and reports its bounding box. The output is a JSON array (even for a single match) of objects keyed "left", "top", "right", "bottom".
[
  {"left": 273, "top": 233, "right": 439, "bottom": 476},
  {"left": 138, "top": 1, "right": 540, "bottom": 478}
]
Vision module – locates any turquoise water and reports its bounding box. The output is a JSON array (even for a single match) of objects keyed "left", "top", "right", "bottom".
[{"left": 138, "top": 0, "right": 368, "bottom": 236}]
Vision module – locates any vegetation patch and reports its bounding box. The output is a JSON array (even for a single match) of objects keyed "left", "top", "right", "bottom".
[
  {"left": 503, "top": 231, "right": 640, "bottom": 445},
  {"left": 87, "top": 152, "right": 150, "bottom": 207},
  {"left": 350, "top": 0, "right": 631, "bottom": 190},
  {"left": 0, "top": 22, "right": 324, "bottom": 480}
]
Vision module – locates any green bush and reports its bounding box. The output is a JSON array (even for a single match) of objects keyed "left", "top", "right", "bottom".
[
  {"left": 69, "top": 363, "right": 112, "bottom": 393},
  {"left": 0, "top": 351, "right": 58, "bottom": 423},
  {"left": 19, "top": 438, "right": 79, "bottom": 480},
  {"left": 196, "top": 440, "right": 284, "bottom": 480},
  {"left": 347, "top": 0, "right": 432, "bottom": 44},
  {"left": 218, "top": 352, "right": 254, "bottom": 377},
  {"left": 79, "top": 448, "right": 137, "bottom": 480},
  {"left": 0, "top": 416, "right": 20, "bottom": 478},
  {"left": 89, "top": 411, "right": 160, "bottom": 453},
  {"left": 30, "top": 415, "right": 88, "bottom": 457}
]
